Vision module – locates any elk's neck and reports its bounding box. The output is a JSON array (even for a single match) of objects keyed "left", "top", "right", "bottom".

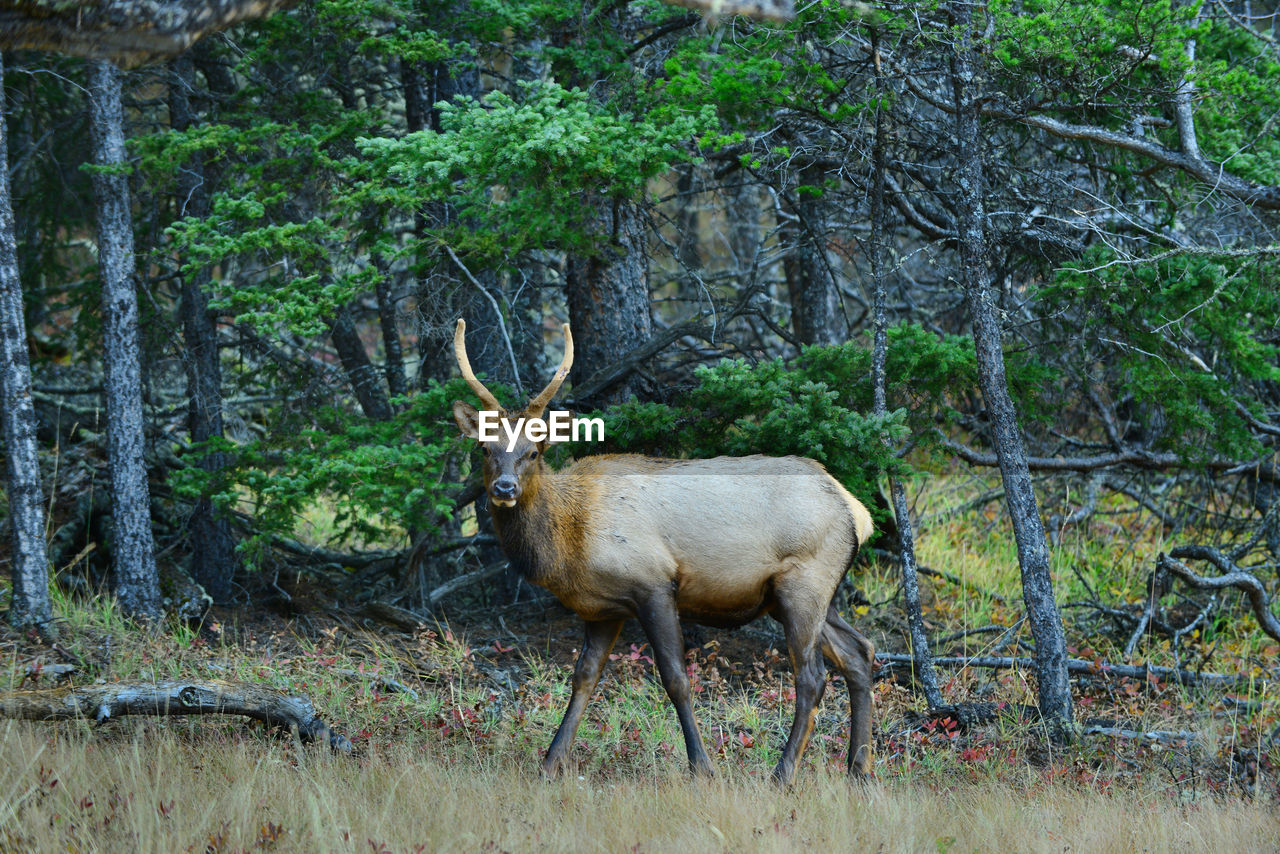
[{"left": 488, "top": 466, "right": 585, "bottom": 589}]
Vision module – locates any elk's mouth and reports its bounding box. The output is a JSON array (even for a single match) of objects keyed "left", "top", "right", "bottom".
[{"left": 491, "top": 497, "right": 517, "bottom": 508}]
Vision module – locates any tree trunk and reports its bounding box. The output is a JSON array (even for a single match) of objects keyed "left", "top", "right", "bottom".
[
  {"left": 402, "top": 50, "right": 509, "bottom": 392},
  {"left": 726, "top": 176, "right": 762, "bottom": 277},
  {"left": 88, "top": 59, "right": 161, "bottom": 622},
  {"left": 170, "top": 54, "right": 238, "bottom": 603},
  {"left": 565, "top": 200, "right": 652, "bottom": 405},
  {"left": 948, "top": 5, "right": 1073, "bottom": 739},
  {"left": 330, "top": 305, "right": 392, "bottom": 421},
  {"left": 783, "top": 164, "right": 839, "bottom": 347},
  {"left": 868, "top": 35, "right": 940, "bottom": 708},
  {"left": 675, "top": 163, "right": 702, "bottom": 271},
  {"left": 372, "top": 256, "right": 407, "bottom": 403},
  {"left": 0, "top": 51, "right": 55, "bottom": 638}
]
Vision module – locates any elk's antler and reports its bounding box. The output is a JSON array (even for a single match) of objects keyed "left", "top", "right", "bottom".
[
  {"left": 524, "top": 323, "right": 573, "bottom": 418},
  {"left": 454, "top": 319, "right": 502, "bottom": 411}
]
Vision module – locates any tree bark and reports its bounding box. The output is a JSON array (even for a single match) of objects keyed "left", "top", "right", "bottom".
[
  {"left": 0, "top": 0, "right": 299, "bottom": 67},
  {"left": 88, "top": 59, "right": 162, "bottom": 622},
  {"left": 949, "top": 4, "right": 1073, "bottom": 739},
  {"left": 0, "top": 50, "right": 55, "bottom": 638},
  {"left": 0, "top": 679, "right": 351, "bottom": 750},
  {"left": 868, "top": 33, "right": 940, "bottom": 708},
  {"left": 372, "top": 256, "right": 407, "bottom": 402},
  {"left": 401, "top": 48, "right": 511, "bottom": 392},
  {"left": 170, "top": 53, "right": 237, "bottom": 603},
  {"left": 330, "top": 305, "right": 392, "bottom": 421},
  {"left": 565, "top": 200, "right": 652, "bottom": 405},
  {"left": 783, "top": 164, "right": 839, "bottom": 346}
]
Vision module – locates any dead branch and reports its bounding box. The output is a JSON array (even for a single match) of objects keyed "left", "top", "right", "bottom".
[
  {"left": 0, "top": 680, "right": 352, "bottom": 750},
  {"left": 271, "top": 536, "right": 404, "bottom": 570},
  {"left": 20, "top": 662, "right": 76, "bottom": 683},
  {"left": 875, "top": 652, "right": 1265, "bottom": 690},
  {"left": 872, "top": 548, "right": 1008, "bottom": 603},
  {"left": 1124, "top": 562, "right": 1170, "bottom": 659},
  {"left": 360, "top": 601, "right": 430, "bottom": 633},
  {"left": 0, "top": 0, "right": 298, "bottom": 67},
  {"left": 1081, "top": 723, "right": 1199, "bottom": 742},
  {"left": 939, "top": 433, "right": 1280, "bottom": 484},
  {"left": 334, "top": 669, "right": 419, "bottom": 700},
  {"left": 1159, "top": 548, "right": 1280, "bottom": 642},
  {"left": 428, "top": 561, "right": 506, "bottom": 606}
]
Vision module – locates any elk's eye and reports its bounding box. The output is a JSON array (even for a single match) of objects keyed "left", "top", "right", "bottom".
[{"left": 528, "top": 450, "right": 538, "bottom": 460}]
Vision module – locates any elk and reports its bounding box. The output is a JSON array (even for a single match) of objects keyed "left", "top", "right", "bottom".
[{"left": 451, "top": 319, "right": 876, "bottom": 784}]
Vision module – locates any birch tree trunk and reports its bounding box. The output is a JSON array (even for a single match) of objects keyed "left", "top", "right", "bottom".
[
  {"left": 88, "top": 59, "right": 161, "bottom": 622},
  {"left": 868, "top": 35, "right": 940, "bottom": 708},
  {"left": 949, "top": 4, "right": 1073, "bottom": 738},
  {"left": 170, "top": 54, "right": 237, "bottom": 603},
  {"left": 0, "top": 51, "right": 55, "bottom": 637}
]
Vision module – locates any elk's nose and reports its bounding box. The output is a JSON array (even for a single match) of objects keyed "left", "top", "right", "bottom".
[{"left": 491, "top": 476, "right": 519, "bottom": 506}]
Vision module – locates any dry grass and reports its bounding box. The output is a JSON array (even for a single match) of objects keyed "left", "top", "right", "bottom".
[
  {"left": 3, "top": 471, "right": 1280, "bottom": 851},
  {"left": 2, "top": 722, "right": 1277, "bottom": 854}
]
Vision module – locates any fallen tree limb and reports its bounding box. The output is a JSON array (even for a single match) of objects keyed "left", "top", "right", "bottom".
[
  {"left": 272, "top": 536, "right": 404, "bottom": 570},
  {"left": 875, "top": 653, "right": 1268, "bottom": 690},
  {"left": 1160, "top": 548, "right": 1280, "bottom": 642},
  {"left": 20, "top": 662, "right": 76, "bottom": 683},
  {"left": 428, "top": 561, "right": 506, "bottom": 606},
  {"left": 937, "top": 432, "right": 1279, "bottom": 481},
  {"left": 1081, "top": 723, "right": 1199, "bottom": 742},
  {"left": 0, "top": 680, "right": 352, "bottom": 751},
  {"left": 361, "top": 601, "right": 430, "bottom": 632},
  {"left": 335, "top": 669, "right": 419, "bottom": 701}
]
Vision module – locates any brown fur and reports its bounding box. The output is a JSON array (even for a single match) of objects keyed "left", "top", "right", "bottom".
[{"left": 452, "top": 322, "right": 877, "bottom": 785}]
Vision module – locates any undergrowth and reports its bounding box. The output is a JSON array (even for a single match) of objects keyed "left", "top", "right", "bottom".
[{"left": 1, "top": 472, "right": 1279, "bottom": 851}]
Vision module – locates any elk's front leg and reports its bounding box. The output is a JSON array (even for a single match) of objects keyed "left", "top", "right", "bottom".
[
  {"left": 637, "top": 594, "right": 714, "bottom": 776},
  {"left": 543, "top": 618, "right": 624, "bottom": 777}
]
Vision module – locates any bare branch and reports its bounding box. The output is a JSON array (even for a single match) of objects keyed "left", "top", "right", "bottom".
[
  {"left": 875, "top": 652, "right": 1263, "bottom": 689},
  {"left": 1160, "top": 548, "right": 1280, "bottom": 642},
  {"left": 983, "top": 105, "right": 1280, "bottom": 210},
  {"left": 0, "top": 680, "right": 352, "bottom": 750},
  {"left": 0, "top": 0, "right": 298, "bottom": 67}
]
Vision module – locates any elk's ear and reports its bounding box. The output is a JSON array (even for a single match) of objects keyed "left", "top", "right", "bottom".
[{"left": 453, "top": 400, "right": 481, "bottom": 438}]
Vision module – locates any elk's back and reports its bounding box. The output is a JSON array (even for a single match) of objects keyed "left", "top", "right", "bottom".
[{"left": 556, "top": 454, "right": 871, "bottom": 625}]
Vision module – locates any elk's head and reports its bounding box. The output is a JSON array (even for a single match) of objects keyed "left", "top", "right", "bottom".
[{"left": 452, "top": 319, "right": 573, "bottom": 508}]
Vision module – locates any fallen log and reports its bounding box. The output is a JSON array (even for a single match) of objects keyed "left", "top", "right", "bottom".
[
  {"left": 0, "top": 680, "right": 352, "bottom": 751},
  {"left": 875, "top": 653, "right": 1268, "bottom": 691}
]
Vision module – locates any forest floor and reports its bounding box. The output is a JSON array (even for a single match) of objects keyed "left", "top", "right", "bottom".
[{"left": 1, "top": 472, "right": 1279, "bottom": 852}]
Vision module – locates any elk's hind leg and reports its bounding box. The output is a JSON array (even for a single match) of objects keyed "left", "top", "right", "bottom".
[
  {"left": 543, "top": 618, "right": 624, "bottom": 777},
  {"left": 771, "top": 585, "right": 829, "bottom": 786},
  {"left": 821, "top": 603, "right": 875, "bottom": 778}
]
